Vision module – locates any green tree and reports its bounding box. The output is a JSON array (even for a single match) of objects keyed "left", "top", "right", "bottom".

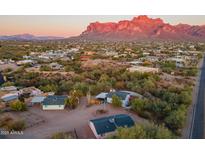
[
  {"left": 39, "top": 84, "right": 58, "bottom": 92},
  {"left": 2, "top": 81, "right": 15, "bottom": 87},
  {"left": 131, "top": 98, "right": 146, "bottom": 113},
  {"left": 179, "top": 91, "right": 192, "bottom": 106},
  {"left": 109, "top": 123, "right": 174, "bottom": 139},
  {"left": 10, "top": 100, "right": 27, "bottom": 111},
  {"left": 40, "top": 65, "right": 52, "bottom": 71},
  {"left": 66, "top": 90, "right": 82, "bottom": 109},
  {"left": 165, "top": 105, "right": 187, "bottom": 133},
  {"left": 112, "top": 95, "right": 122, "bottom": 107},
  {"left": 73, "top": 82, "right": 89, "bottom": 95}
]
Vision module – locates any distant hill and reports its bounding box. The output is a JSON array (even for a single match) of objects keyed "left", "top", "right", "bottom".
[
  {"left": 79, "top": 15, "right": 205, "bottom": 41},
  {"left": 0, "top": 34, "right": 64, "bottom": 41}
]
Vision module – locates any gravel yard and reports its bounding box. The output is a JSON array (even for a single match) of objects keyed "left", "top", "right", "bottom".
[{"left": 5, "top": 97, "right": 146, "bottom": 139}]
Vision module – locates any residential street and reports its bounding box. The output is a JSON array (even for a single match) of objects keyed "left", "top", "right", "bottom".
[{"left": 190, "top": 56, "right": 205, "bottom": 139}]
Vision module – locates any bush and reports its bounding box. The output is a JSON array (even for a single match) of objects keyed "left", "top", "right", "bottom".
[
  {"left": 131, "top": 98, "right": 147, "bottom": 113},
  {"left": 65, "top": 90, "right": 82, "bottom": 109},
  {"left": 2, "top": 81, "right": 15, "bottom": 87},
  {"left": 8, "top": 120, "right": 26, "bottom": 131},
  {"left": 40, "top": 65, "right": 52, "bottom": 71},
  {"left": 165, "top": 105, "right": 187, "bottom": 134},
  {"left": 51, "top": 132, "right": 75, "bottom": 139},
  {"left": 10, "top": 100, "right": 27, "bottom": 111},
  {"left": 109, "top": 123, "right": 175, "bottom": 139},
  {"left": 112, "top": 95, "right": 122, "bottom": 107}
]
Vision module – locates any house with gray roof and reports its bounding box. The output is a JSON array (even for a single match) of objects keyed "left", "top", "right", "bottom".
[
  {"left": 106, "top": 90, "right": 143, "bottom": 108},
  {"left": 42, "top": 95, "right": 67, "bottom": 110},
  {"left": 89, "top": 114, "right": 134, "bottom": 138}
]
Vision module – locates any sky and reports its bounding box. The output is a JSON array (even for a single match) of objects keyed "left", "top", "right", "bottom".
[{"left": 0, "top": 15, "right": 205, "bottom": 37}]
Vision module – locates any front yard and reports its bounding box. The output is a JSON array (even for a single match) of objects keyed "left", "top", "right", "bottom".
[{"left": 1, "top": 97, "right": 146, "bottom": 139}]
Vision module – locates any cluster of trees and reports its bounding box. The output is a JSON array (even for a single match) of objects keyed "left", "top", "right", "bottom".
[
  {"left": 109, "top": 123, "right": 175, "bottom": 139},
  {"left": 160, "top": 61, "right": 176, "bottom": 74},
  {"left": 131, "top": 86, "right": 192, "bottom": 135},
  {"left": 180, "top": 67, "right": 198, "bottom": 77},
  {"left": 9, "top": 67, "right": 160, "bottom": 96}
]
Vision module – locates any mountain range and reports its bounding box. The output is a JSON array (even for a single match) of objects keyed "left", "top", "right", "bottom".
[
  {"left": 1, "top": 16, "right": 205, "bottom": 41},
  {"left": 79, "top": 15, "right": 205, "bottom": 41},
  {"left": 0, "top": 34, "right": 64, "bottom": 41}
]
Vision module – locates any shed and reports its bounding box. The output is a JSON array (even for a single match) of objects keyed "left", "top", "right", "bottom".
[
  {"left": 31, "top": 96, "right": 46, "bottom": 105},
  {"left": 1, "top": 93, "right": 19, "bottom": 103}
]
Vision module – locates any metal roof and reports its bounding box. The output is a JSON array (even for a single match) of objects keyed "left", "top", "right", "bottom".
[
  {"left": 42, "top": 95, "right": 67, "bottom": 106},
  {"left": 95, "top": 92, "right": 108, "bottom": 99},
  {"left": 106, "top": 91, "right": 129, "bottom": 100},
  {"left": 31, "top": 96, "right": 46, "bottom": 103},
  {"left": 1, "top": 94, "right": 18, "bottom": 102},
  {"left": 90, "top": 114, "right": 134, "bottom": 135}
]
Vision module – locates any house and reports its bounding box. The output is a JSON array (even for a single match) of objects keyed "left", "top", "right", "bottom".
[
  {"left": 89, "top": 114, "right": 135, "bottom": 139},
  {"left": 95, "top": 92, "right": 108, "bottom": 102},
  {"left": 49, "top": 62, "right": 63, "bottom": 70},
  {"left": 84, "top": 51, "right": 96, "bottom": 56},
  {"left": 0, "top": 86, "right": 17, "bottom": 91},
  {"left": 106, "top": 90, "right": 143, "bottom": 108},
  {"left": 127, "top": 66, "right": 159, "bottom": 74},
  {"left": 31, "top": 96, "right": 46, "bottom": 106},
  {"left": 80, "top": 55, "right": 91, "bottom": 61},
  {"left": 16, "top": 60, "right": 36, "bottom": 66},
  {"left": 1, "top": 93, "right": 19, "bottom": 103},
  {"left": 127, "top": 60, "right": 143, "bottom": 66},
  {"left": 42, "top": 95, "right": 67, "bottom": 110}
]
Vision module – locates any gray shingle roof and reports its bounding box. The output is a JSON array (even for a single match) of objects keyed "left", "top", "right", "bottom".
[
  {"left": 42, "top": 95, "right": 67, "bottom": 106},
  {"left": 90, "top": 114, "right": 134, "bottom": 135}
]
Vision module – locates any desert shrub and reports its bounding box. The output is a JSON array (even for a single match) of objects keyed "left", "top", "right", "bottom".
[
  {"left": 10, "top": 100, "right": 27, "bottom": 111},
  {"left": 109, "top": 123, "right": 175, "bottom": 139},
  {"left": 51, "top": 132, "right": 75, "bottom": 139},
  {"left": 8, "top": 120, "right": 26, "bottom": 131},
  {"left": 112, "top": 95, "right": 122, "bottom": 107}
]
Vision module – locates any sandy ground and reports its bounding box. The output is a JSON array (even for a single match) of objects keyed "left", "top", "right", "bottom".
[
  {"left": 0, "top": 63, "right": 19, "bottom": 71},
  {"left": 5, "top": 98, "right": 145, "bottom": 139}
]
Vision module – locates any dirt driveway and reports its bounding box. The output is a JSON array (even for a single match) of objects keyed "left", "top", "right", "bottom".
[{"left": 6, "top": 98, "right": 146, "bottom": 139}]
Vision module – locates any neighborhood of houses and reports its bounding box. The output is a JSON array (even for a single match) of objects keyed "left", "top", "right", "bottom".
[
  {"left": 0, "top": 41, "right": 203, "bottom": 139},
  {"left": 0, "top": 83, "right": 142, "bottom": 138}
]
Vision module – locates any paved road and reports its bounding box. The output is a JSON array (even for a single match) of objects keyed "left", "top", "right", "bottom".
[{"left": 190, "top": 56, "right": 205, "bottom": 139}]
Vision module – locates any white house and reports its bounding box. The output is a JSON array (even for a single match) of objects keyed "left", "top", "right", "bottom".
[
  {"left": 106, "top": 90, "right": 143, "bottom": 108},
  {"left": 42, "top": 95, "right": 67, "bottom": 110}
]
